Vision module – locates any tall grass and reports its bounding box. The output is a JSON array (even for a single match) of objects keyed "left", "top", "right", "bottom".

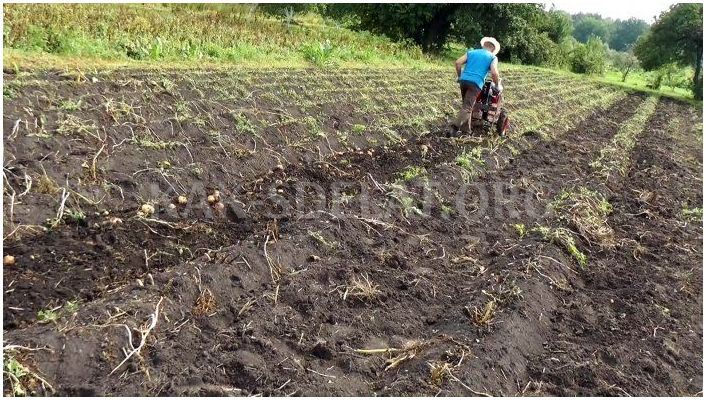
[{"left": 3, "top": 4, "right": 429, "bottom": 67}]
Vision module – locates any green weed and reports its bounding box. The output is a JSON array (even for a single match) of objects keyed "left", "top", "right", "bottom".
[
  {"left": 399, "top": 195, "right": 423, "bottom": 218},
  {"left": 380, "top": 126, "right": 404, "bottom": 144},
  {"left": 131, "top": 133, "right": 182, "bottom": 150},
  {"left": 513, "top": 223, "right": 526, "bottom": 238},
  {"left": 35, "top": 173, "right": 60, "bottom": 194},
  {"left": 308, "top": 230, "right": 338, "bottom": 250},
  {"left": 37, "top": 308, "right": 60, "bottom": 323},
  {"left": 3, "top": 351, "right": 53, "bottom": 396},
  {"left": 441, "top": 204, "right": 454, "bottom": 216},
  {"left": 351, "top": 124, "right": 366, "bottom": 135},
  {"left": 157, "top": 160, "right": 172, "bottom": 170},
  {"left": 56, "top": 114, "right": 98, "bottom": 138},
  {"left": 231, "top": 112, "right": 256, "bottom": 135},
  {"left": 104, "top": 98, "right": 140, "bottom": 122},
  {"left": 455, "top": 147, "right": 485, "bottom": 182},
  {"left": 303, "top": 115, "right": 324, "bottom": 138},
  {"left": 157, "top": 77, "right": 176, "bottom": 92},
  {"left": 398, "top": 166, "right": 426, "bottom": 182},
  {"left": 681, "top": 206, "right": 703, "bottom": 223},
  {"left": 3, "top": 84, "right": 19, "bottom": 99},
  {"left": 4, "top": 356, "right": 29, "bottom": 396},
  {"left": 532, "top": 225, "right": 588, "bottom": 268},
  {"left": 301, "top": 40, "right": 335, "bottom": 66},
  {"left": 59, "top": 98, "right": 82, "bottom": 111},
  {"left": 174, "top": 101, "right": 193, "bottom": 123},
  {"left": 551, "top": 187, "right": 614, "bottom": 246},
  {"left": 64, "top": 209, "right": 85, "bottom": 223},
  {"left": 64, "top": 300, "right": 79, "bottom": 315}
]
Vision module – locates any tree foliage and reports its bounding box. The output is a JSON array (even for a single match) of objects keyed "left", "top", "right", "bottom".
[
  {"left": 572, "top": 13, "right": 612, "bottom": 44},
  {"left": 634, "top": 3, "right": 703, "bottom": 99},
  {"left": 544, "top": 9, "right": 574, "bottom": 43},
  {"left": 321, "top": 4, "right": 461, "bottom": 52},
  {"left": 323, "top": 3, "right": 555, "bottom": 57},
  {"left": 257, "top": 3, "right": 319, "bottom": 17},
  {"left": 610, "top": 18, "right": 649, "bottom": 51},
  {"left": 572, "top": 13, "right": 648, "bottom": 52}
]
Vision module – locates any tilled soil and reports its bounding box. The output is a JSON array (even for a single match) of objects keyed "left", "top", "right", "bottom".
[{"left": 2, "top": 70, "right": 702, "bottom": 396}]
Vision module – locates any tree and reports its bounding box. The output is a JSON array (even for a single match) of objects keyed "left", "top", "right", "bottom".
[
  {"left": 323, "top": 3, "right": 552, "bottom": 59},
  {"left": 544, "top": 9, "right": 573, "bottom": 43},
  {"left": 322, "top": 4, "right": 461, "bottom": 52},
  {"left": 610, "top": 18, "right": 649, "bottom": 51},
  {"left": 451, "top": 3, "right": 551, "bottom": 62},
  {"left": 572, "top": 13, "right": 613, "bottom": 44},
  {"left": 634, "top": 3, "right": 703, "bottom": 99},
  {"left": 611, "top": 51, "right": 641, "bottom": 81}
]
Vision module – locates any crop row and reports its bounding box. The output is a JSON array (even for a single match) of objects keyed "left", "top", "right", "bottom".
[
  {"left": 385, "top": 82, "right": 629, "bottom": 197},
  {"left": 590, "top": 96, "right": 659, "bottom": 179},
  {"left": 534, "top": 97, "right": 660, "bottom": 267},
  {"left": 95, "top": 67, "right": 527, "bottom": 85},
  {"left": 6, "top": 71, "right": 571, "bottom": 146},
  {"left": 3, "top": 66, "right": 575, "bottom": 108},
  {"left": 12, "top": 76, "right": 575, "bottom": 128},
  {"left": 4, "top": 65, "right": 581, "bottom": 110},
  {"left": 509, "top": 88, "right": 628, "bottom": 140},
  {"left": 381, "top": 90, "right": 634, "bottom": 268},
  {"left": 3, "top": 69, "right": 617, "bottom": 205}
]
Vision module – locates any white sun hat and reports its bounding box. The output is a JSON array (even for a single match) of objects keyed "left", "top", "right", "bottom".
[{"left": 480, "top": 37, "right": 501, "bottom": 55}]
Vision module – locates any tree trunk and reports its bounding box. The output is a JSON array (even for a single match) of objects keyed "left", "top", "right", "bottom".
[
  {"left": 693, "top": 51, "right": 702, "bottom": 100},
  {"left": 420, "top": 4, "right": 461, "bottom": 52}
]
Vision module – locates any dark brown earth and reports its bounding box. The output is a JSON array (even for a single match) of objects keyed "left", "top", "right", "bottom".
[{"left": 2, "top": 68, "right": 702, "bottom": 396}]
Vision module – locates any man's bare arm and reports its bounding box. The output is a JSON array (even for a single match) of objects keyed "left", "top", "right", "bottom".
[
  {"left": 490, "top": 58, "right": 500, "bottom": 85},
  {"left": 454, "top": 54, "right": 467, "bottom": 78}
]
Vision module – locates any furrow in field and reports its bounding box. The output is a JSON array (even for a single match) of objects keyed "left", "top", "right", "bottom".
[
  {"left": 590, "top": 96, "right": 659, "bottom": 180},
  {"left": 526, "top": 97, "right": 702, "bottom": 396}
]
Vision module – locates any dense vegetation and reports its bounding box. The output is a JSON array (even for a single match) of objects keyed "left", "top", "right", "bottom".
[{"left": 3, "top": 4, "right": 427, "bottom": 67}]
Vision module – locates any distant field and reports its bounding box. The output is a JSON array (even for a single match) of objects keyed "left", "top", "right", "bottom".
[{"left": 601, "top": 70, "right": 693, "bottom": 100}]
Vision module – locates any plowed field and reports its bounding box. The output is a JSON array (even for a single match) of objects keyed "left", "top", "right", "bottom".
[{"left": 3, "top": 67, "right": 702, "bottom": 396}]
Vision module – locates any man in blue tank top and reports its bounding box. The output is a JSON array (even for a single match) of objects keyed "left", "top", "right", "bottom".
[{"left": 450, "top": 37, "right": 503, "bottom": 134}]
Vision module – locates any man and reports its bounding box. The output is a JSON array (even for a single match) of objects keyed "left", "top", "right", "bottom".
[{"left": 450, "top": 37, "right": 503, "bottom": 134}]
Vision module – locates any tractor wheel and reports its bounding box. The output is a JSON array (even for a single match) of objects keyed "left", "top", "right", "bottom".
[{"left": 496, "top": 110, "right": 509, "bottom": 136}]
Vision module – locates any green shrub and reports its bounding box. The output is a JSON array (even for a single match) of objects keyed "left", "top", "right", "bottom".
[
  {"left": 570, "top": 36, "right": 606, "bottom": 75},
  {"left": 510, "top": 30, "right": 564, "bottom": 68}
]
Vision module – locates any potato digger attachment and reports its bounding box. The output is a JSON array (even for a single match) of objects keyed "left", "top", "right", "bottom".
[{"left": 471, "top": 80, "right": 509, "bottom": 136}]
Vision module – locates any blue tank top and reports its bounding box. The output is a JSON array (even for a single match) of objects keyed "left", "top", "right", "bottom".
[{"left": 459, "top": 48, "right": 496, "bottom": 89}]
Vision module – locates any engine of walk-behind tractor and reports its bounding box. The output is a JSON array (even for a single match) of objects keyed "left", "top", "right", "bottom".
[{"left": 471, "top": 80, "right": 509, "bottom": 136}]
